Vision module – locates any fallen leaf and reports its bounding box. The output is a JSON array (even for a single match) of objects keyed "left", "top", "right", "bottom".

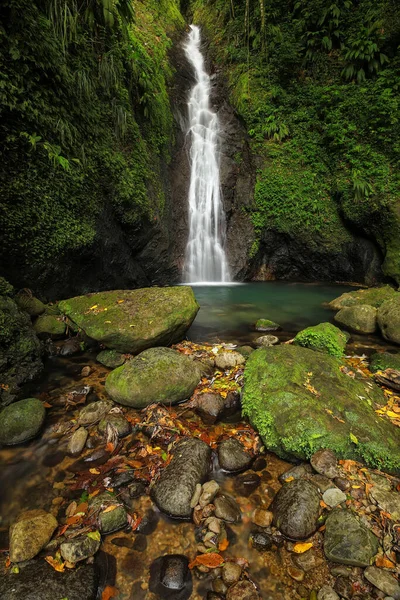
[
  {"left": 87, "top": 530, "right": 101, "bottom": 541},
  {"left": 349, "top": 432, "right": 358, "bottom": 444},
  {"left": 102, "top": 585, "right": 119, "bottom": 600},
  {"left": 293, "top": 542, "right": 313, "bottom": 554},
  {"left": 89, "top": 305, "right": 98, "bottom": 310},
  {"left": 45, "top": 555, "right": 65, "bottom": 572},
  {"left": 189, "top": 553, "right": 224, "bottom": 569},
  {"left": 320, "top": 500, "right": 328, "bottom": 509},
  {"left": 218, "top": 539, "right": 229, "bottom": 552},
  {"left": 102, "top": 504, "right": 119, "bottom": 514},
  {"left": 375, "top": 555, "right": 396, "bottom": 568}
]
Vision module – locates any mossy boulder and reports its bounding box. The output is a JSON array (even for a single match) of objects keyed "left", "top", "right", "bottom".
[
  {"left": 293, "top": 322, "right": 347, "bottom": 357},
  {"left": 242, "top": 345, "right": 400, "bottom": 473},
  {"left": 255, "top": 319, "right": 281, "bottom": 332},
  {"left": 328, "top": 285, "right": 397, "bottom": 311},
  {"left": 377, "top": 296, "right": 400, "bottom": 345},
  {"left": 105, "top": 347, "right": 201, "bottom": 408},
  {"left": 96, "top": 349, "right": 126, "bottom": 369},
  {"left": 334, "top": 305, "right": 377, "bottom": 334},
  {"left": 370, "top": 352, "right": 400, "bottom": 373},
  {"left": 90, "top": 492, "right": 127, "bottom": 533},
  {"left": 15, "top": 294, "right": 45, "bottom": 317},
  {"left": 59, "top": 286, "right": 199, "bottom": 354},
  {"left": 33, "top": 315, "right": 67, "bottom": 339},
  {"left": 0, "top": 294, "right": 42, "bottom": 406},
  {"left": 0, "top": 398, "right": 46, "bottom": 445}
]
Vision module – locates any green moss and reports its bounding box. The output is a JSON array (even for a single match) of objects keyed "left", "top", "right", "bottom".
[
  {"left": 0, "top": 278, "right": 14, "bottom": 297},
  {"left": 255, "top": 318, "right": 280, "bottom": 331},
  {"left": 329, "top": 285, "right": 397, "bottom": 310},
  {"left": 293, "top": 322, "right": 348, "bottom": 357},
  {"left": 33, "top": 314, "right": 66, "bottom": 339},
  {"left": 370, "top": 352, "right": 400, "bottom": 373}
]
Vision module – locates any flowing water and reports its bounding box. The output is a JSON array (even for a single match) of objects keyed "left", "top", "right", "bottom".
[{"left": 183, "top": 25, "right": 230, "bottom": 283}]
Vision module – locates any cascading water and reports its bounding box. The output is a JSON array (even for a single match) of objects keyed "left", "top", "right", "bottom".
[{"left": 183, "top": 25, "right": 230, "bottom": 284}]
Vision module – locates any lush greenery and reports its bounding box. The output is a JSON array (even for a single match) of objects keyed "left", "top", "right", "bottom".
[
  {"left": 293, "top": 322, "right": 348, "bottom": 357},
  {"left": 190, "top": 0, "right": 400, "bottom": 281},
  {"left": 0, "top": 0, "right": 183, "bottom": 280}
]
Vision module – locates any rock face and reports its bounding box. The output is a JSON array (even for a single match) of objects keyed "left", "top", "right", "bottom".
[
  {"left": 324, "top": 509, "right": 379, "bottom": 566},
  {"left": 242, "top": 345, "right": 400, "bottom": 472},
  {"left": 151, "top": 438, "right": 211, "bottom": 518},
  {"left": 105, "top": 347, "right": 201, "bottom": 408},
  {"left": 272, "top": 479, "right": 320, "bottom": 540},
  {"left": 0, "top": 398, "right": 46, "bottom": 445},
  {"left": 378, "top": 296, "right": 400, "bottom": 344},
  {"left": 328, "top": 285, "right": 397, "bottom": 311},
  {"left": 0, "top": 293, "right": 42, "bottom": 406},
  {"left": 10, "top": 509, "right": 58, "bottom": 562},
  {"left": 218, "top": 439, "right": 252, "bottom": 472},
  {"left": 293, "top": 322, "right": 347, "bottom": 357},
  {"left": 0, "top": 560, "right": 97, "bottom": 600},
  {"left": 334, "top": 304, "right": 377, "bottom": 334},
  {"left": 58, "top": 286, "right": 199, "bottom": 353}
]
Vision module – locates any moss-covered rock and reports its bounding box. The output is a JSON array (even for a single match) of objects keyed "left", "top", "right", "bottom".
[
  {"left": 334, "top": 305, "right": 377, "bottom": 334},
  {"left": 377, "top": 296, "right": 400, "bottom": 345},
  {"left": 105, "top": 347, "right": 201, "bottom": 408},
  {"left": 255, "top": 319, "right": 281, "bottom": 332},
  {"left": 33, "top": 315, "right": 67, "bottom": 339},
  {"left": 293, "top": 322, "right": 347, "bottom": 357},
  {"left": 242, "top": 345, "right": 400, "bottom": 473},
  {"left": 15, "top": 294, "right": 45, "bottom": 317},
  {"left": 90, "top": 492, "right": 127, "bottom": 534},
  {"left": 0, "top": 277, "right": 14, "bottom": 296},
  {"left": 0, "top": 294, "right": 42, "bottom": 405},
  {"left": 0, "top": 398, "right": 46, "bottom": 445},
  {"left": 328, "top": 286, "right": 397, "bottom": 311},
  {"left": 59, "top": 287, "right": 199, "bottom": 354},
  {"left": 96, "top": 349, "right": 126, "bottom": 369},
  {"left": 370, "top": 352, "right": 400, "bottom": 373}
]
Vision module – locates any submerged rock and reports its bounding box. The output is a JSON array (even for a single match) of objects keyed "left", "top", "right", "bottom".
[
  {"left": 218, "top": 439, "right": 252, "bottom": 472},
  {"left": 68, "top": 426, "right": 88, "bottom": 456},
  {"left": 10, "top": 509, "right": 58, "bottom": 562},
  {"left": 328, "top": 286, "right": 397, "bottom": 311},
  {"left": 226, "top": 580, "right": 260, "bottom": 600},
  {"left": 78, "top": 401, "right": 112, "bottom": 425},
  {"left": 378, "top": 296, "right": 400, "bottom": 345},
  {"left": 234, "top": 472, "right": 261, "bottom": 496},
  {"left": 214, "top": 494, "right": 241, "bottom": 523},
  {"left": 152, "top": 438, "right": 211, "bottom": 518},
  {"left": 324, "top": 509, "right": 379, "bottom": 566},
  {"left": 96, "top": 349, "right": 126, "bottom": 369},
  {"left": 293, "top": 322, "right": 347, "bottom": 357},
  {"left": 272, "top": 479, "right": 320, "bottom": 540},
  {"left": 0, "top": 398, "right": 45, "bottom": 445},
  {"left": 149, "top": 554, "right": 192, "bottom": 600},
  {"left": 58, "top": 286, "right": 199, "bottom": 354},
  {"left": 90, "top": 492, "right": 127, "bottom": 533},
  {"left": 334, "top": 304, "right": 377, "bottom": 334},
  {"left": 105, "top": 347, "right": 201, "bottom": 408},
  {"left": 242, "top": 345, "right": 400, "bottom": 472}
]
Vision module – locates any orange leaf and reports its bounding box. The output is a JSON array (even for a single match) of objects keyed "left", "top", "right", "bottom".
[
  {"left": 189, "top": 553, "right": 224, "bottom": 569},
  {"left": 375, "top": 555, "right": 396, "bottom": 569},
  {"left": 75, "top": 502, "right": 88, "bottom": 515},
  {"left": 102, "top": 585, "right": 119, "bottom": 600},
  {"left": 42, "top": 402, "right": 52, "bottom": 408},
  {"left": 66, "top": 515, "right": 82, "bottom": 526},
  {"left": 45, "top": 555, "right": 65, "bottom": 572},
  {"left": 293, "top": 542, "right": 313, "bottom": 554},
  {"left": 218, "top": 539, "right": 229, "bottom": 552},
  {"left": 320, "top": 500, "right": 328, "bottom": 509},
  {"left": 102, "top": 504, "right": 118, "bottom": 513},
  {"left": 5, "top": 557, "right": 10, "bottom": 569},
  {"left": 106, "top": 442, "right": 115, "bottom": 453},
  {"left": 126, "top": 460, "right": 144, "bottom": 469}
]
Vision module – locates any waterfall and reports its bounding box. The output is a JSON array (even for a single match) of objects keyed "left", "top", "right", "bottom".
[{"left": 183, "top": 25, "right": 230, "bottom": 284}]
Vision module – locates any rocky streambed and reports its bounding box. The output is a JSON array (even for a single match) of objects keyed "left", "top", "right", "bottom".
[{"left": 1, "top": 284, "right": 400, "bottom": 600}]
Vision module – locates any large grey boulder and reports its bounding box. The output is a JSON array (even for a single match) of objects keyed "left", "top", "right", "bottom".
[
  {"left": 152, "top": 438, "right": 211, "bottom": 518},
  {"left": 105, "top": 347, "right": 201, "bottom": 408},
  {"left": 334, "top": 304, "right": 377, "bottom": 334}
]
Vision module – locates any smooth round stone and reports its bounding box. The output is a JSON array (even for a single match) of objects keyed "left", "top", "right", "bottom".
[
  {"left": 68, "top": 427, "right": 88, "bottom": 456},
  {"left": 255, "top": 319, "right": 281, "bottom": 332},
  {"left": 218, "top": 439, "right": 252, "bottom": 473},
  {"left": 96, "top": 349, "right": 126, "bottom": 369},
  {"left": 214, "top": 351, "right": 245, "bottom": 370},
  {"left": 272, "top": 479, "right": 320, "bottom": 540},
  {"left": 78, "top": 401, "right": 112, "bottom": 425},
  {"left": 98, "top": 414, "right": 131, "bottom": 438},
  {"left": 254, "top": 335, "right": 279, "bottom": 347},
  {"left": 364, "top": 566, "right": 400, "bottom": 599},
  {"left": 222, "top": 562, "right": 242, "bottom": 585},
  {"left": 213, "top": 579, "right": 228, "bottom": 594},
  {"left": 234, "top": 472, "right": 261, "bottom": 497},
  {"left": 10, "top": 509, "right": 58, "bottom": 562},
  {"left": 249, "top": 531, "right": 273, "bottom": 552},
  {"left": 322, "top": 487, "right": 347, "bottom": 507},
  {"left": 214, "top": 495, "right": 241, "bottom": 523},
  {"left": 252, "top": 508, "right": 273, "bottom": 528},
  {"left": 310, "top": 449, "right": 339, "bottom": 479},
  {"left": 149, "top": 555, "right": 192, "bottom": 600},
  {"left": 0, "top": 398, "right": 45, "bottom": 445},
  {"left": 252, "top": 457, "right": 267, "bottom": 472},
  {"left": 195, "top": 392, "right": 225, "bottom": 424}
]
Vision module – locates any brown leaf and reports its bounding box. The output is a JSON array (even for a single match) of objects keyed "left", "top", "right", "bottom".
[{"left": 189, "top": 553, "right": 224, "bottom": 569}]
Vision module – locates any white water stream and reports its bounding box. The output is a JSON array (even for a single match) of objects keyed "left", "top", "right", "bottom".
[{"left": 183, "top": 25, "right": 230, "bottom": 283}]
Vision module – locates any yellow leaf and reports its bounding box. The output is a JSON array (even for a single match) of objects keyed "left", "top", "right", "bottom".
[
  {"left": 89, "top": 468, "right": 100, "bottom": 475},
  {"left": 89, "top": 305, "right": 98, "bottom": 310},
  {"left": 293, "top": 542, "right": 313, "bottom": 554},
  {"left": 117, "top": 300, "right": 124, "bottom": 304},
  {"left": 386, "top": 411, "right": 399, "bottom": 419},
  {"left": 104, "top": 320, "right": 111, "bottom": 324},
  {"left": 284, "top": 476, "right": 294, "bottom": 483},
  {"left": 102, "top": 504, "right": 118, "bottom": 513}
]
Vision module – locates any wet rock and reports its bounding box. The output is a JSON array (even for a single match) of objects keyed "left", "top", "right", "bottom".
[
  {"left": 133, "top": 534, "right": 148, "bottom": 552},
  {"left": 252, "top": 457, "right": 267, "bottom": 472},
  {"left": 59, "top": 337, "right": 81, "bottom": 356},
  {"left": 96, "top": 349, "right": 126, "bottom": 369},
  {"left": 78, "top": 401, "right": 112, "bottom": 425},
  {"left": 279, "top": 463, "right": 313, "bottom": 483},
  {"left": 111, "top": 536, "right": 134, "bottom": 549},
  {"left": 334, "top": 577, "right": 353, "bottom": 599},
  {"left": 369, "top": 487, "right": 400, "bottom": 521},
  {"left": 364, "top": 566, "right": 400, "bottom": 599},
  {"left": 218, "top": 439, "right": 252, "bottom": 472},
  {"left": 60, "top": 534, "right": 100, "bottom": 563},
  {"left": 134, "top": 509, "right": 159, "bottom": 535},
  {"left": 222, "top": 562, "right": 242, "bottom": 585},
  {"left": 68, "top": 426, "right": 88, "bottom": 456},
  {"left": 128, "top": 479, "right": 147, "bottom": 499},
  {"left": 98, "top": 414, "right": 131, "bottom": 438},
  {"left": 213, "top": 578, "right": 228, "bottom": 594},
  {"left": 195, "top": 392, "right": 225, "bottom": 424},
  {"left": 34, "top": 314, "right": 66, "bottom": 339},
  {"left": 292, "top": 549, "right": 320, "bottom": 572},
  {"left": 110, "top": 470, "right": 136, "bottom": 488},
  {"left": 222, "top": 390, "right": 242, "bottom": 418},
  {"left": 311, "top": 449, "right": 339, "bottom": 479},
  {"left": 215, "top": 351, "right": 246, "bottom": 370},
  {"left": 81, "top": 365, "right": 91, "bottom": 377},
  {"left": 90, "top": 492, "right": 127, "bottom": 534},
  {"left": 149, "top": 554, "right": 192, "bottom": 600},
  {"left": 311, "top": 474, "right": 336, "bottom": 493},
  {"left": 207, "top": 593, "right": 224, "bottom": 600},
  {"left": 199, "top": 480, "right": 220, "bottom": 508},
  {"left": 0, "top": 398, "right": 45, "bottom": 445},
  {"left": 294, "top": 322, "right": 347, "bottom": 357},
  {"left": 255, "top": 319, "right": 281, "bottom": 332},
  {"left": 329, "top": 286, "right": 397, "bottom": 311},
  {"left": 59, "top": 287, "right": 199, "bottom": 354},
  {"left": 317, "top": 586, "right": 340, "bottom": 600},
  {"left": 324, "top": 509, "right": 379, "bottom": 566},
  {"left": 249, "top": 531, "right": 273, "bottom": 551},
  {"left": 334, "top": 477, "right": 351, "bottom": 492},
  {"left": 272, "top": 479, "right": 320, "bottom": 540},
  {"left": 334, "top": 305, "right": 377, "bottom": 334},
  {"left": 106, "top": 347, "right": 201, "bottom": 408},
  {"left": 214, "top": 494, "right": 241, "bottom": 523},
  {"left": 15, "top": 293, "right": 46, "bottom": 317},
  {"left": 234, "top": 472, "right": 261, "bottom": 496},
  {"left": 251, "top": 508, "right": 273, "bottom": 528},
  {"left": 152, "top": 438, "right": 211, "bottom": 518},
  {"left": 10, "top": 509, "right": 58, "bottom": 562},
  {"left": 226, "top": 580, "right": 260, "bottom": 600},
  {"left": 322, "top": 487, "right": 347, "bottom": 507},
  {"left": 0, "top": 559, "right": 97, "bottom": 600},
  {"left": 377, "top": 296, "right": 400, "bottom": 345},
  {"left": 237, "top": 346, "right": 254, "bottom": 359},
  {"left": 254, "top": 335, "right": 279, "bottom": 347}
]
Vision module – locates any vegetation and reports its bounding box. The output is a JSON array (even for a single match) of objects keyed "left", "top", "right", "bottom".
[
  {"left": 0, "top": 0, "right": 183, "bottom": 281},
  {"left": 189, "top": 0, "right": 400, "bottom": 282},
  {"left": 293, "top": 322, "right": 348, "bottom": 357}
]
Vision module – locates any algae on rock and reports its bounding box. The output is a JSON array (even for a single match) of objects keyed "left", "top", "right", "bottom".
[{"left": 293, "top": 322, "right": 347, "bottom": 357}]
